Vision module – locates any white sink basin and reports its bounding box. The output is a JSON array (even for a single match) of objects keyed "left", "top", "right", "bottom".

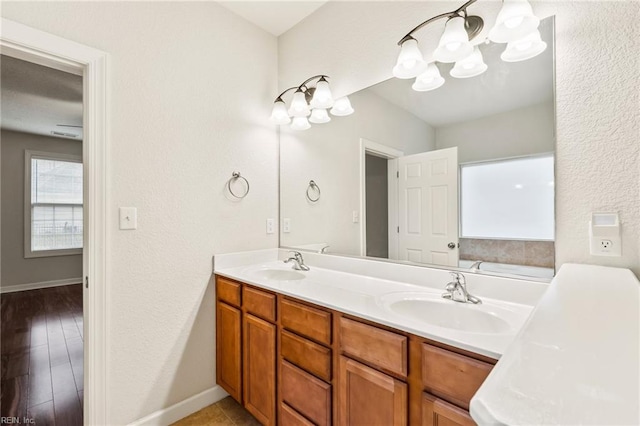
[
  {"left": 249, "top": 268, "right": 306, "bottom": 281},
  {"left": 377, "top": 292, "right": 519, "bottom": 334}
]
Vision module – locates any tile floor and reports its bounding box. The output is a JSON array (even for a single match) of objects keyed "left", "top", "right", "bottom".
[{"left": 171, "top": 396, "right": 260, "bottom": 426}]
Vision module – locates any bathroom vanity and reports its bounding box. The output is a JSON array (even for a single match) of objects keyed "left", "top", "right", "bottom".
[{"left": 213, "top": 249, "right": 544, "bottom": 425}]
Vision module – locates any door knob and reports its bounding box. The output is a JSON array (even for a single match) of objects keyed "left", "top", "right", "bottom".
[{"left": 447, "top": 242, "right": 457, "bottom": 249}]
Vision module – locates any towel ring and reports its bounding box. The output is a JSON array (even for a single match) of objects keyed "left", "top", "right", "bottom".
[
  {"left": 306, "top": 180, "right": 321, "bottom": 202},
  {"left": 227, "top": 171, "right": 250, "bottom": 199}
]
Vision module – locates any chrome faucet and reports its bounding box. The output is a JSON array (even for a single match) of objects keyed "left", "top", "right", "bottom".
[
  {"left": 469, "top": 260, "right": 483, "bottom": 272},
  {"left": 284, "top": 251, "right": 310, "bottom": 271},
  {"left": 442, "top": 272, "right": 482, "bottom": 304}
]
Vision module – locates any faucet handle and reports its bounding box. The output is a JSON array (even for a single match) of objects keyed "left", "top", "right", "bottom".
[
  {"left": 449, "top": 271, "right": 463, "bottom": 281},
  {"left": 289, "top": 250, "right": 303, "bottom": 260}
]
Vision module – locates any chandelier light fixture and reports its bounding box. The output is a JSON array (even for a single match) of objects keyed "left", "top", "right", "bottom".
[
  {"left": 269, "top": 75, "right": 354, "bottom": 130},
  {"left": 393, "top": 0, "right": 546, "bottom": 91}
]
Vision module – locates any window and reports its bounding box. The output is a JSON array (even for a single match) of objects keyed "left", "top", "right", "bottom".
[
  {"left": 460, "top": 155, "right": 554, "bottom": 240},
  {"left": 25, "top": 151, "right": 83, "bottom": 257}
]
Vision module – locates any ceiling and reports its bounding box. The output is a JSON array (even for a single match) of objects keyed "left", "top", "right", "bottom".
[
  {"left": 1, "top": 55, "right": 83, "bottom": 140},
  {"left": 218, "top": 1, "right": 328, "bottom": 36},
  {"left": 369, "top": 19, "right": 554, "bottom": 128}
]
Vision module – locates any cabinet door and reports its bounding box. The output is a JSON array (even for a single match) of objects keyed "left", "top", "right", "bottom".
[
  {"left": 216, "top": 301, "right": 242, "bottom": 402},
  {"left": 338, "top": 356, "right": 407, "bottom": 426},
  {"left": 243, "top": 313, "right": 276, "bottom": 426},
  {"left": 422, "top": 393, "right": 476, "bottom": 426}
]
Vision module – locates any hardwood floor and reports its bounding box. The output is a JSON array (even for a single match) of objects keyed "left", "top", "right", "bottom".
[{"left": 1, "top": 284, "right": 83, "bottom": 425}]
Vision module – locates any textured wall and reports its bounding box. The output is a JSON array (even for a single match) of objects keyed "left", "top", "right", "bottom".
[
  {"left": 279, "top": 1, "right": 640, "bottom": 275},
  {"left": 1, "top": 3, "right": 278, "bottom": 424},
  {"left": 1, "top": 130, "right": 83, "bottom": 289}
]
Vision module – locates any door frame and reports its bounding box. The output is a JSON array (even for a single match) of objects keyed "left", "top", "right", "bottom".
[
  {"left": 359, "top": 138, "right": 403, "bottom": 258},
  {"left": 1, "top": 18, "right": 110, "bottom": 425}
]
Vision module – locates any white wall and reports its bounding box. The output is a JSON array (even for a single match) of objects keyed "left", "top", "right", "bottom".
[
  {"left": 435, "top": 101, "right": 554, "bottom": 163},
  {"left": 280, "top": 88, "right": 434, "bottom": 255},
  {"left": 1, "top": 3, "right": 278, "bottom": 424},
  {"left": 279, "top": 1, "right": 640, "bottom": 275},
  {"left": 1, "top": 130, "right": 83, "bottom": 290}
]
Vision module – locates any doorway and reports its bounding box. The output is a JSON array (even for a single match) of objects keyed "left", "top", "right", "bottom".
[
  {"left": 1, "top": 18, "right": 108, "bottom": 425},
  {"left": 1, "top": 54, "right": 84, "bottom": 424}
]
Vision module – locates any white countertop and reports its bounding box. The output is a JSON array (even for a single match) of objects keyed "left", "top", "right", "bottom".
[
  {"left": 214, "top": 249, "right": 546, "bottom": 359},
  {"left": 470, "top": 263, "right": 640, "bottom": 425}
]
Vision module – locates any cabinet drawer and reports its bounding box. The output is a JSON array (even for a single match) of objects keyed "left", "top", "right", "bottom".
[
  {"left": 216, "top": 277, "right": 241, "bottom": 307},
  {"left": 281, "top": 299, "right": 332, "bottom": 346},
  {"left": 280, "top": 403, "right": 314, "bottom": 426},
  {"left": 281, "top": 360, "right": 331, "bottom": 426},
  {"left": 422, "top": 344, "right": 492, "bottom": 410},
  {"left": 422, "top": 393, "right": 476, "bottom": 426},
  {"left": 281, "top": 330, "right": 331, "bottom": 382},
  {"left": 243, "top": 286, "right": 276, "bottom": 322},
  {"left": 339, "top": 317, "right": 408, "bottom": 377}
]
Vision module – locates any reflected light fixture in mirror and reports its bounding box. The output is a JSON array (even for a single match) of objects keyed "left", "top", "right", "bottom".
[
  {"left": 393, "top": 0, "right": 545, "bottom": 91},
  {"left": 270, "top": 75, "right": 354, "bottom": 130}
]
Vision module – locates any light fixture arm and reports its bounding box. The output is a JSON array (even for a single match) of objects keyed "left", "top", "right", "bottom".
[
  {"left": 274, "top": 86, "right": 299, "bottom": 103},
  {"left": 297, "top": 74, "right": 329, "bottom": 90},
  {"left": 397, "top": 0, "right": 480, "bottom": 45}
]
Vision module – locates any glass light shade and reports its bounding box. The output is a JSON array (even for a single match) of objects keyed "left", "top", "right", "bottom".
[
  {"left": 309, "top": 108, "right": 331, "bottom": 124},
  {"left": 310, "top": 79, "right": 334, "bottom": 109},
  {"left": 450, "top": 47, "right": 488, "bottom": 78},
  {"left": 412, "top": 63, "right": 445, "bottom": 92},
  {"left": 269, "top": 100, "right": 291, "bottom": 125},
  {"left": 330, "top": 96, "right": 354, "bottom": 116},
  {"left": 288, "top": 90, "right": 310, "bottom": 117},
  {"left": 392, "top": 38, "right": 427, "bottom": 79},
  {"left": 433, "top": 16, "right": 474, "bottom": 63},
  {"left": 290, "top": 116, "right": 311, "bottom": 131},
  {"left": 489, "top": 0, "right": 540, "bottom": 43},
  {"left": 501, "top": 30, "right": 547, "bottom": 62}
]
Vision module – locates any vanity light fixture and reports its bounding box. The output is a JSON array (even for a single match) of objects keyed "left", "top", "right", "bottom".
[
  {"left": 270, "top": 75, "right": 354, "bottom": 130},
  {"left": 393, "top": 0, "right": 545, "bottom": 91}
]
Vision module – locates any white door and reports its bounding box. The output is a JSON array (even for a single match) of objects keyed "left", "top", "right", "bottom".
[{"left": 397, "top": 147, "right": 458, "bottom": 266}]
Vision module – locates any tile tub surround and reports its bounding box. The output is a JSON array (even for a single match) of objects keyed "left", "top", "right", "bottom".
[
  {"left": 214, "top": 249, "right": 548, "bottom": 359},
  {"left": 460, "top": 238, "right": 555, "bottom": 268},
  {"left": 471, "top": 264, "right": 640, "bottom": 425}
]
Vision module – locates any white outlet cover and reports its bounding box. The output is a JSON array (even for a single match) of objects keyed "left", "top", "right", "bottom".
[
  {"left": 283, "top": 218, "right": 291, "bottom": 233},
  {"left": 266, "top": 218, "right": 275, "bottom": 234}
]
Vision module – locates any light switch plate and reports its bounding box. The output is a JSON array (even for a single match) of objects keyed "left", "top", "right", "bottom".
[{"left": 119, "top": 207, "right": 137, "bottom": 230}]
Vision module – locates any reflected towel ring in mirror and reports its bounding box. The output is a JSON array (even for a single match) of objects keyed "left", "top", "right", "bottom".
[
  {"left": 306, "top": 180, "right": 321, "bottom": 202},
  {"left": 227, "top": 171, "right": 250, "bottom": 199}
]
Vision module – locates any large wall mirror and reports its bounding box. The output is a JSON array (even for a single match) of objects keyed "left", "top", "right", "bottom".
[{"left": 280, "top": 17, "right": 555, "bottom": 280}]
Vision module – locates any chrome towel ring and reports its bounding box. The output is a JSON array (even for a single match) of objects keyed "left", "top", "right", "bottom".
[
  {"left": 306, "top": 180, "right": 321, "bottom": 202},
  {"left": 227, "top": 171, "right": 250, "bottom": 199}
]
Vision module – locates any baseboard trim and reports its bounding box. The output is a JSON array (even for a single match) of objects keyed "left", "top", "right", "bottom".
[
  {"left": 129, "top": 385, "right": 228, "bottom": 426},
  {"left": 0, "top": 277, "right": 83, "bottom": 294}
]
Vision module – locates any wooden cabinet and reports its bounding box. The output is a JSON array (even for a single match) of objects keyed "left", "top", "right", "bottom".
[
  {"left": 338, "top": 356, "right": 408, "bottom": 425},
  {"left": 214, "top": 275, "right": 495, "bottom": 426},
  {"left": 422, "top": 393, "right": 476, "bottom": 426},
  {"left": 281, "top": 360, "right": 331, "bottom": 426},
  {"left": 216, "top": 301, "right": 242, "bottom": 402},
  {"left": 421, "top": 344, "right": 492, "bottom": 410},
  {"left": 243, "top": 314, "right": 276, "bottom": 425}
]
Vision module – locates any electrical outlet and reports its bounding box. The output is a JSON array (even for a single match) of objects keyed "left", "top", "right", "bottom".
[
  {"left": 590, "top": 237, "right": 621, "bottom": 257},
  {"left": 589, "top": 213, "right": 622, "bottom": 257},
  {"left": 266, "top": 218, "right": 274, "bottom": 234},
  {"left": 283, "top": 218, "right": 291, "bottom": 233}
]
